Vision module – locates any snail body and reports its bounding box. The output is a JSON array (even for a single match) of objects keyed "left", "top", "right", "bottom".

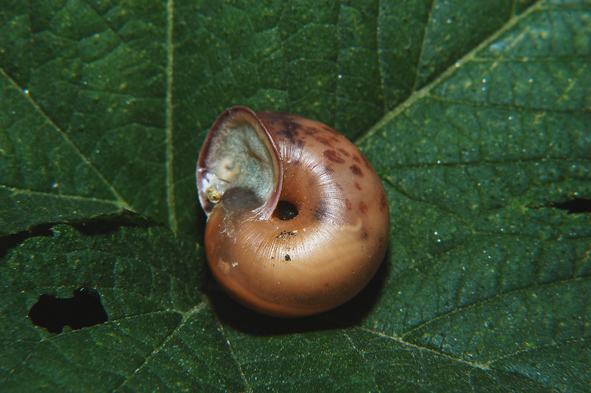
[{"left": 197, "top": 107, "right": 389, "bottom": 317}]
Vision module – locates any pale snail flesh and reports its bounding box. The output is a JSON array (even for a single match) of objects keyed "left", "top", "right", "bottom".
[{"left": 197, "top": 106, "right": 389, "bottom": 317}]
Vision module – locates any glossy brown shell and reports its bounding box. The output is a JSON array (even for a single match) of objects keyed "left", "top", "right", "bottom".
[{"left": 197, "top": 107, "right": 389, "bottom": 317}]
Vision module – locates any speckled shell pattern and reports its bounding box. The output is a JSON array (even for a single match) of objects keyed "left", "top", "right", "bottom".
[{"left": 203, "top": 108, "right": 390, "bottom": 317}]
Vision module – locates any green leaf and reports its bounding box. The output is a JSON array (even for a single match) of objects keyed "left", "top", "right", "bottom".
[{"left": 1, "top": 0, "right": 590, "bottom": 392}]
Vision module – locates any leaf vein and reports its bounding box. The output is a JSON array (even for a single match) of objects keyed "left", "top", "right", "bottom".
[
  {"left": 0, "top": 69, "right": 131, "bottom": 210},
  {"left": 165, "top": 0, "right": 177, "bottom": 231},
  {"left": 400, "top": 275, "right": 590, "bottom": 338},
  {"left": 217, "top": 322, "right": 253, "bottom": 393}
]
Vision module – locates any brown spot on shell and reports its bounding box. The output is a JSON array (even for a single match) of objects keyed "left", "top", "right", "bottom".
[
  {"left": 359, "top": 201, "right": 368, "bottom": 214},
  {"left": 300, "top": 125, "right": 320, "bottom": 136},
  {"left": 361, "top": 230, "right": 369, "bottom": 241},
  {"left": 316, "top": 136, "right": 337, "bottom": 147},
  {"left": 352, "top": 154, "right": 361, "bottom": 164},
  {"left": 275, "top": 119, "right": 303, "bottom": 143},
  {"left": 355, "top": 182, "right": 362, "bottom": 191},
  {"left": 338, "top": 148, "right": 351, "bottom": 157},
  {"left": 345, "top": 199, "right": 352, "bottom": 212},
  {"left": 321, "top": 125, "right": 341, "bottom": 136},
  {"left": 350, "top": 165, "right": 363, "bottom": 176},
  {"left": 324, "top": 150, "right": 345, "bottom": 164},
  {"left": 277, "top": 127, "right": 298, "bottom": 141},
  {"left": 259, "top": 111, "right": 299, "bottom": 131}
]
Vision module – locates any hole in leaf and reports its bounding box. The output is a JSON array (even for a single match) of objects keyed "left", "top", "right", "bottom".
[
  {"left": 551, "top": 198, "right": 591, "bottom": 214},
  {"left": 71, "top": 209, "right": 158, "bottom": 235},
  {"left": 0, "top": 224, "right": 54, "bottom": 258},
  {"left": 28, "top": 288, "right": 108, "bottom": 334},
  {"left": 273, "top": 201, "right": 299, "bottom": 221}
]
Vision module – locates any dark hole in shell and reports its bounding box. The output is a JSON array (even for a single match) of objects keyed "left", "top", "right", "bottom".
[{"left": 274, "top": 200, "right": 299, "bottom": 221}]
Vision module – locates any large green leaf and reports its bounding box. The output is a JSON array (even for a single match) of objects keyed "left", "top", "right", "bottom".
[{"left": 1, "top": 0, "right": 590, "bottom": 391}]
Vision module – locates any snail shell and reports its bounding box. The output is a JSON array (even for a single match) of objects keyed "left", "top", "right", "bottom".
[{"left": 197, "top": 107, "right": 389, "bottom": 317}]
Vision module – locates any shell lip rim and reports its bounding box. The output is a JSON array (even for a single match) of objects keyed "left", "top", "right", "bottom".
[{"left": 196, "top": 106, "right": 284, "bottom": 220}]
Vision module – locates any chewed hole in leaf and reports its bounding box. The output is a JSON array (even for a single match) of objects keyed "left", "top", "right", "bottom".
[
  {"left": 0, "top": 224, "right": 55, "bottom": 258},
  {"left": 550, "top": 198, "right": 591, "bottom": 214},
  {"left": 28, "top": 288, "right": 108, "bottom": 334}
]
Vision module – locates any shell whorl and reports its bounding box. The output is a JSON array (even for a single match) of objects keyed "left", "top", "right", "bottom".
[{"left": 197, "top": 107, "right": 389, "bottom": 317}]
